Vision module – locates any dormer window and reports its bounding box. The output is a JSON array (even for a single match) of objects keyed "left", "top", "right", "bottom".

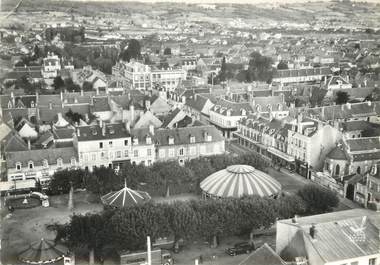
[
  {"left": 70, "top": 157, "right": 76, "bottom": 166},
  {"left": 204, "top": 132, "right": 212, "bottom": 142},
  {"left": 31, "top": 101, "right": 35, "bottom": 107},
  {"left": 16, "top": 162, "right": 22, "bottom": 171},
  {"left": 241, "top": 109, "right": 246, "bottom": 116},
  {"left": 8, "top": 101, "right": 12, "bottom": 109},
  {"left": 146, "top": 135, "right": 152, "bottom": 145},
  {"left": 28, "top": 161, "right": 34, "bottom": 169},
  {"left": 43, "top": 159, "right": 48, "bottom": 168},
  {"left": 226, "top": 109, "right": 231, "bottom": 116},
  {"left": 168, "top": 136, "right": 174, "bottom": 145},
  {"left": 190, "top": 135, "right": 195, "bottom": 144},
  {"left": 133, "top": 137, "right": 139, "bottom": 145},
  {"left": 57, "top": 158, "right": 63, "bottom": 168}
]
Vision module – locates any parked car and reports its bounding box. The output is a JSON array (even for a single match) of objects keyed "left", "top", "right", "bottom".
[{"left": 225, "top": 242, "right": 255, "bottom": 256}]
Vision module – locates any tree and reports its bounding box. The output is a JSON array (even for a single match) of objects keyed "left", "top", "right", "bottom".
[
  {"left": 85, "top": 166, "right": 121, "bottom": 195},
  {"left": 167, "top": 201, "right": 198, "bottom": 250},
  {"left": 335, "top": 91, "right": 350, "bottom": 105},
  {"left": 49, "top": 169, "right": 86, "bottom": 195},
  {"left": 309, "top": 87, "right": 327, "bottom": 107},
  {"left": 219, "top": 57, "right": 227, "bottom": 82},
  {"left": 65, "top": 109, "right": 84, "bottom": 124},
  {"left": 163, "top": 47, "right": 171, "bottom": 55},
  {"left": 82, "top": 81, "right": 93, "bottom": 91},
  {"left": 53, "top": 76, "right": 65, "bottom": 91},
  {"left": 64, "top": 78, "right": 81, "bottom": 92},
  {"left": 119, "top": 39, "right": 141, "bottom": 62},
  {"left": 243, "top": 52, "right": 274, "bottom": 83},
  {"left": 277, "top": 60, "right": 288, "bottom": 70},
  {"left": 297, "top": 184, "right": 339, "bottom": 214},
  {"left": 277, "top": 194, "right": 307, "bottom": 219}
]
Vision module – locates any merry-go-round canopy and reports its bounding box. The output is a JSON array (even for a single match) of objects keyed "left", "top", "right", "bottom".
[
  {"left": 200, "top": 165, "right": 282, "bottom": 198},
  {"left": 101, "top": 180, "right": 151, "bottom": 208},
  {"left": 18, "top": 238, "right": 68, "bottom": 264}
]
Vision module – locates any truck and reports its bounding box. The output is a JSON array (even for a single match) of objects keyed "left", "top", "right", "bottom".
[{"left": 119, "top": 248, "right": 173, "bottom": 265}]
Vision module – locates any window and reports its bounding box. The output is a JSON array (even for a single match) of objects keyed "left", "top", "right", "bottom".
[
  {"left": 43, "top": 159, "right": 48, "bottom": 168},
  {"left": 147, "top": 149, "right": 152, "bottom": 156},
  {"left": 168, "top": 137, "right": 174, "bottom": 145},
  {"left": 146, "top": 136, "right": 152, "bottom": 145},
  {"left": 169, "top": 149, "right": 175, "bottom": 157},
  {"left": 179, "top": 148, "right": 184, "bottom": 156},
  {"left": 16, "top": 162, "right": 22, "bottom": 171},
  {"left": 159, "top": 149, "right": 165, "bottom": 158},
  {"left": 147, "top": 160, "right": 152, "bottom": 166},
  {"left": 116, "top": 151, "right": 121, "bottom": 158},
  {"left": 357, "top": 166, "right": 361, "bottom": 174},
  {"left": 109, "top": 151, "right": 113, "bottom": 160},
  {"left": 190, "top": 136, "right": 195, "bottom": 143},
  {"left": 335, "top": 164, "right": 340, "bottom": 175},
  {"left": 28, "top": 161, "right": 34, "bottom": 169},
  {"left": 369, "top": 258, "right": 377, "bottom": 265},
  {"left": 124, "top": 150, "right": 129, "bottom": 157},
  {"left": 134, "top": 150, "right": 138, "bottom": 157},
  {"left": 99, "top": 142, "right": 103, "bottom": 149},
  {"left": 190, "top": 146, "right": 197, "bottom": 156},
  {"left": 101, "top": 152, "right": 105, "bottom": 159},
  {"left": 124, "top": 139, "right": 128, "bottom": 146},
  {"left": 71, "top": 157, "right": 76, "bottom": 166},
  {"left": 57, "top": 158, "right": 63, "bottom": 167},
  {"left": 91, "top": 154, "right": 96, "bottom": 161},
  {"left": 109, "top": 141, "right": 113, "bottom": 147},
  {"left": 200, "top": 146, "right": 206, "bottom": 155}
]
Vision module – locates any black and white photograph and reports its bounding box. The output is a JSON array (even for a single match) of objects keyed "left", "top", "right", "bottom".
[{"left": 0, "top": 0, "right": 379, "bottom": 264}]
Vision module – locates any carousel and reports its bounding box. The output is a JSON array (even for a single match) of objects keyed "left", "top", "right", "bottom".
[
  {"left": 101, "top": 180, "right": 151, "bottom": 208},
  {"left": 18, "top": 238, "right": 70, "bottom": 265},
  {"left": 200, "top": 165, "right": 282, "bottom": 199}
]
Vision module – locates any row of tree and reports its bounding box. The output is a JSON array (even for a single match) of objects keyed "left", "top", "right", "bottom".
[
  {"left": 48, "top": 153, "right": 268, "bottom": 196},
  {"left": 56, "top": 184, "right": 338, "bottom": 264}
]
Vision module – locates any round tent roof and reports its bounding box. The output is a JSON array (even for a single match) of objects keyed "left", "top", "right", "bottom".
[
  {"left": 18, "top": 238, "right": 68, "bottom": 264},
  {"left": 101, "top": 180, "right": 151, "bottom": 208},
  {"left": 200, "top": 165, "right": 281, "bottom": 198}
]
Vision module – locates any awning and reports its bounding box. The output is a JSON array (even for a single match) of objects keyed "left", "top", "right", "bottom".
[{"left": 267, "top": 147, "right": 295, "bottom": 162}]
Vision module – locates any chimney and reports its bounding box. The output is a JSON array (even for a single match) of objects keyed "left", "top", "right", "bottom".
[
  {"left": 321, "top": 107, "right": 325, "bottom": 120},
  {"left": 130, "top": 104, "right": 135, "bottom": 123},
  {"left": 292, "top": 215, "right": 298, "bottom": 223},
  {"left": 80, "top": 89, "right": 84, "bottom": 96},
  {"left": 27, "top": 139, "right": 31, "bottom": 150},
  {"left": 11, "top": 92, "right": 15, "bottom": 107},
  {"left": 145, "top": 99, "right": 151, "bottom": 110},
  {"left": 125, "top": 120, "right": 131, "bottom": 132},
  {"left": 149, "top": 124, "right": 154, "bottom": 135},
  {"left": 60, "top": 91, "right": 63, "bottom": 101},
  {"left": 96, "top": 87, "right": 99, "bottom": 95},
  {"left": 182, "top": 96, "right": 186, "bottom": 104},
  {"left": 99, "top": 119, "right": 103, "bottom": 128},
  {"left": 102, "top": 122, "right": 106, "bottom": 136},
  {"left": 85, "top": 113, "right": 89, "bottom": 122},
  {"left": 77, "top": 128, "right": 80, "bottom": 137},
  {"left": 309, "top": 224, "right": 317, "bottom": 239}
]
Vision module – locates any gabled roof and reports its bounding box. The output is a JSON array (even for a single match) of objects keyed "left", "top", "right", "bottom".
[
  {"left": 185, "top": 95, "right": 209, "bottom": 113},
  {"left": 3, "top": 133, "right": 28, "bottom": 152},
  {"left": 6, "top": 147, "right": 77, "bottom": 168},
  {"left": 77, "top": 123, "right": 130, "bottom": 141},
  {"left": 211, "top": 98, "right": 252, "bottom": 116},
  {"left": 239, "top": 244, "right": 286, "bottom": 265}
]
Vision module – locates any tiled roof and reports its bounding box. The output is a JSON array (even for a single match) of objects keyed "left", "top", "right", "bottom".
[
  {"left": 91, "top": 97, "right": 110, "bottom": 112},
  {"left": 346, "top": 137, "right": 380, "bottom": 152},
  {"left": 38, "top": 95, "right": 61, "bottom": 108},
  {"left": 273, "top": 67, "right": 331, "bottom": 78},
  {"left": 211, "top": 98, "right": 252, "bottom": 116},
  {"left": 161, "top": 108, "right": 182, "bottom": 128},
  {"left": 153, "top": 125, "right": 224, "bottom": 146},
  {"left": 340, "top": 120, "right": 372, "bottom": 132},
  {"left": 185, "top": 95, "right": 209, "bottom": 112},
  {"left": 53, "top": 128, "right": 75, "bottom": 139},
  {"left": 3, "top": 133, "right": 29, "bottom": 152},
  {"left": 352, "top": 152, "right": 380, "bottom": 162},
  {"left": 77, "top": 123, "right": 130, "bottom": 141},
  {"left": 327, "top": 146, "right": 348, "bottom": 160},
  {"left": 6, "top": 147, "right": 77, "bottom": 168},
  {"left": 239, "top": 244, "right": 286, "bottom": 265}
]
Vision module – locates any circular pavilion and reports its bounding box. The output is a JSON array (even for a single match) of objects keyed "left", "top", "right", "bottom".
[
  {"left": 18, "top": 238, "right": 69, "bottom": 264},
  {"left": 101, "top": 180, "right": 151, "bottom": 208},
  {"left": 200, "top": 165, "right": 282, "bottom": 199}
]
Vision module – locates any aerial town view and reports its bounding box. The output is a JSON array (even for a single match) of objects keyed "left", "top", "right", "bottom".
[{"left": 0, "top": 0, "right": 379, "bottom": 264}]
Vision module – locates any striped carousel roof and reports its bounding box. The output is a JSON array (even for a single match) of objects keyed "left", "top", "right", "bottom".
[
  {"left": 18, "top": 238, "right": 68, "bottom": 264},
  {"left": 101, "top": 180, "right": 151, "bottom": 208},
  {"left": 200, "top": 165, "right": 281, "bottom": 198}
]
